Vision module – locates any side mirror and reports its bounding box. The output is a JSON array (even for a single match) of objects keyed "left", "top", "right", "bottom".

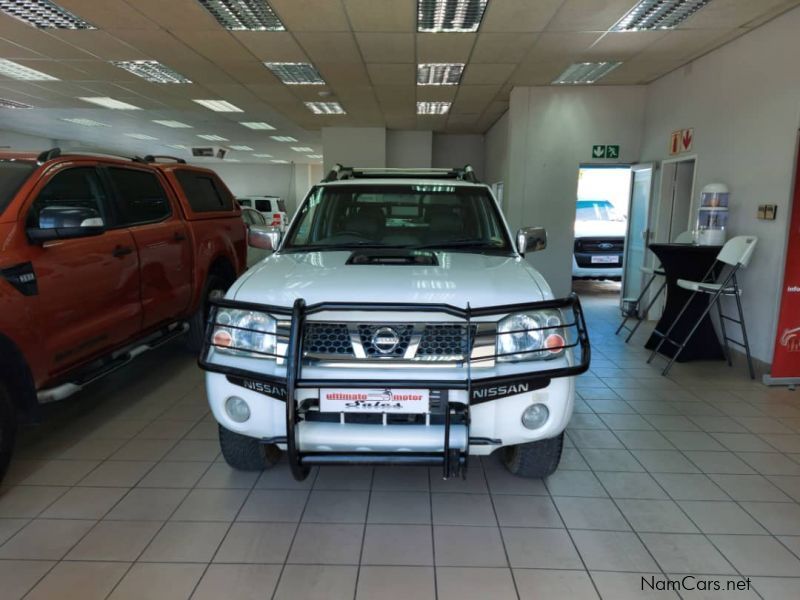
[
  {"left": 27, "top": 206, "right": 105, "bottom": 243},
  {"left": 517, "top": 226, "right": 547, "bottom": 256},
  {"left": 248, "top": 225, "right": 281, "bottom": 251}
]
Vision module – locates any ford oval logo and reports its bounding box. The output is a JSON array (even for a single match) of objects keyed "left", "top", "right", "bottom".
[
  {"left": 372, "top": 327, "right": 400, "bottom": 354},
  {"left": 598, "top": 242, "right": 614, "bottom": 250}
]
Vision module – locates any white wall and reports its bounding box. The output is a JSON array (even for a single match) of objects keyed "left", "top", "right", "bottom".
[
  {"left": 206, "top": 162, "right": 303, "bottom": 215},
  {"left": 0, "top": 130, "right": 57, "bottom": 150},
  {"left": 386, "top": 130, "right": 433, "bottom": 168},
  {"left": 321, "top": 127, "right": 386, "bottom": 172},
  {"left": 507, "top": 86, "right": 647, "bottom": 296},
  {"left": 639, "top": 5, "right": 800, "bottom": 363},
  {"left": 432, "top": 133, "right": 485, "bottom": 179}
]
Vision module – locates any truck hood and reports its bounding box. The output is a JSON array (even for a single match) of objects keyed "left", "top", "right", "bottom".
[
  {"left": 230, "top": 250, "right": 551, "bottom": 308},
  {"left": 574, "top": 219, "right": 627, "bottom": 238}
]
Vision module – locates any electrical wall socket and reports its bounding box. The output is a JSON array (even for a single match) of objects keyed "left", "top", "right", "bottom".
[{"left": 757, "top": 204, "right": 778, "bottom": 220}]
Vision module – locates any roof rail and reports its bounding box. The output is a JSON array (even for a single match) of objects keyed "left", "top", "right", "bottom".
[
  {"left": 36, "top": 147, "right": 61, "bottom": 164},
  {"left": 322, "top": 164, "right": 481, "bottom": 183},
  {"left": 36, "top": 146, "right": 150, "bottom": 164},
  {"left": 142, "top": 154, "right": 187, "bottom": 164}
]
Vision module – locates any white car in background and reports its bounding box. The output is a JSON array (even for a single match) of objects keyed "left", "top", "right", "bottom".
[
  {"left": 572, "top": 199, "right": 627, "bottom": 280},
  {"left": 237, "top": 196, "right": 288, "bottom": 231}
]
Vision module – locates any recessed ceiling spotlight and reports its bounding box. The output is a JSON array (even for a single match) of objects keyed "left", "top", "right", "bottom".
[
  {"left": 0, "top": 0, "right": 94, "bottom": 29},
  {"left": 612, "top": 0, "right": 711, "bottom": 31},
  {"left": 152, "top": 120, "right": 192, "bottom": 128},
  {"left": 112, "top": 60, "right": 191, "bottom": 84},
  {"left": 79, "top": 96, "right": 141, "bottom": 110},
  {"left": 417, "top": 0, "right": 488, "bottom": 32},
  {"left": 197, "top": 134, "right": 229, "bottom": 141},
  {"left": 229, "top": 145, "right": 254, "bottom": 151},
  {"left": 270, "top": 136, "right": 297, "bottom": 142},
  {"left": 553, "top": 62, "right": 622, "bottom": 84},
  {"left": 265, "top": 62, "right": 326, "bottom": 85},
  {"left": 0, "top": 58, "right": 58, "bottom": 81},
  {"left": 197, "top": 0, "right": 284, "bottom": 31},
  {"left": 252, "top": 153, "right": 272, "bottom": 158},
  {"left": 0, "top": 98, "right": 33, "bottom": 109},
  {"left": 271, "top": 159, "right": 289, "bottom": 164},
  {"left": 304, "top": 101, "right": 345, "bottom": 115},
  {"left": 240, "top": 121, "right": 275, "bottom": 130},
  {"left": 417, "top": 101, "right": 451, "bottom": 115},
  {"left": 417, "top": 63, "right": 464, "bottom": 85},
  {"left": 192, "top": 99, "right": 243, "bottom": 112},
  {"left": 61, "top": 117, "right": 110, "bottom": 127},
  {"left": 291, "top": 146, "right": 313, "bottom": 152},
  {"left": 125, "top": 133, "right": 158, "bottom": 140}
]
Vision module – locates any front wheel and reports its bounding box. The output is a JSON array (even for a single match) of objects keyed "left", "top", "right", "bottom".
[
  {"left": 0, "top": 384, "right": 17, "bottom": 484},
  {"left": 186, "top": 273, "right": 231, "bottom": 353},
  {"left": 219, "top": 425, "right": 281, "bottom": 471},
  {"left": 501, "top": 433, "right": 564, "bottom": 479}
]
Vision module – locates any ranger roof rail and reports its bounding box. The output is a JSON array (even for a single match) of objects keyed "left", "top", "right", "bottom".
[
  {"left": 36, "top": 147, "right": 148, "bottom": 164},
  {"left": 323, "top": 164, "right": 480, "bottom": 184},
  {"left": 142, "top": 154, "right": 187, "bottom": 164}
]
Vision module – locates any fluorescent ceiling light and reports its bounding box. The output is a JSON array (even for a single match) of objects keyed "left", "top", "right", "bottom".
[
  {"left": 61, "top": 117, "right": 110, "bottom": 127},
  {"left": 167, "top": 144, "right": 188, "bottom": 149},
  {"left": 197, "top": 134, "right": 229, "bottom": 141},
  {"left": 307, "top": 154, "right": 322, "bottom": 159},
  {"left": 272, "top": 159, "right": 289, "bottom": 164},
  {"left": 229, "top": 145, "right": 254, "bottom": 151},
  {"left": 417, "top": 63, "right": 464, "bottom": 85},
  {"left": 304, "top": 101, "right": 345, "bottom": 115},
  {"left": 152, "top": 120, "right": 192, "bottom": 128},
  {"left": 291, "top": 146, "right": 313, "bottom": 152},
  {"left": 265, "top": 62, "right": 325, "bottom": 85},
  {"left": 197, "top": 0, "right": 284, "bottom": 31},
  {"left": 417, "top": 101, "right": 451, "bottom": 115},
  {"left": 613, "top": 0, "right": 711, "bottom": 31},
  {"left": 240, "top": 121, "right": 275, "bottom": 130},
  {"left": 0, "top": 98, "right": 33, "bottom": 109},
  {"left": 253, "top": 153, "right": 272, "bottom": 158},
  {"left": 79, "top": 96, "right": 141, "bottom": 109},
  {"left": 418, "top": 0, "right": 488, "bottom": 32},
  {"left": 553, "top": 62, "right": 622, "bottom": 84},
  {"left": 0, "top": 58, "right": 58, "bottom": 81},
  {"left": 192, "top": 99, "right": 243, "bottom": 112},
  {"left": 225, "top": 159, "right": 241, "bottom": 162},
  {"left": 112, "top": 60, "right": 191, "bottom": 84},
  {"left": 125, "top": 133, "right": 158, "bottom": 140},
  {"left": 0, "top": 0, "right": 94, "bottom": 29},
  {"left": 271, "top": 135, "right": 297, "bottom": 142}
]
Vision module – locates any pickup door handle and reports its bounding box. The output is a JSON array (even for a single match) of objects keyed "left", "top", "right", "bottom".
[
  {"left": 112, "top": 245, "right": 133, "bottom": 258},
  {"left": 174, "top": 231, "right": 187, "bottom": 242}
]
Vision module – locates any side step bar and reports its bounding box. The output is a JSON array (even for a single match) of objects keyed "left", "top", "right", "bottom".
[{"left": 37, "top": 323, "right": 188, "bottom": 404}]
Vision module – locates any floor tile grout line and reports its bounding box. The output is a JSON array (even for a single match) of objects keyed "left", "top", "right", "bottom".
[
  {"left": 428, "top": 465, "right": 439, "bottom": 600},
  {"left": 352, "top": 467, "right": 376, "bottom": 600}
]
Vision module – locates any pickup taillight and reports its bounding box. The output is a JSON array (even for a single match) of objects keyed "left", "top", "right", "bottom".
[{"left": 271, "top": 213, "right": 281, "bottom": 226}]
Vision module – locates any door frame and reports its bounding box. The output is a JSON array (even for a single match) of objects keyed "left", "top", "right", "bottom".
[
  {"left": 657, "top": 154, "right": 699, "bottom": 241},
  {"left": 621, "top": 162, "right": 657, "bottom": 309}
]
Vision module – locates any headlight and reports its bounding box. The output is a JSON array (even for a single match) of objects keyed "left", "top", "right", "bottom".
[
  {"left": 211, "top": 309, "right": 277, "bottom": 358},
  {"left": 496, "top": 310, "right": 566, "bottom": 362}
]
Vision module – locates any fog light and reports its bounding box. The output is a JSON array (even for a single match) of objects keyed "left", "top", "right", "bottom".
[
  {"left": 225, "top": 396, "right": 250, "bottom": 423},
  {"left": 521, "top": 403, "right": 549, "bottom": 429}
]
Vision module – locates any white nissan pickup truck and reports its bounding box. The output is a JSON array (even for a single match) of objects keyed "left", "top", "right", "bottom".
[{"left": 199, "top": 166, "right": 590, "bottom": 480}]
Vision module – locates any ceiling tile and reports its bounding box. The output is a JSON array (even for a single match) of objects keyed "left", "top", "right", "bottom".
[
  {"left": 233, "top": 32, "right": 308, "bottom": 62},
  {"left": 547, "top": 0, "right": 634, "bottom": 32},
  {"left": 481, "top": 0, "right": 564, "bottom": 32},
  {"left": 679, "top": 0, "right": 800, "bottom": 30},
  {"left": 60, "top": 0, "right": 160, "bottom": 29},
  {"left": 0, "top": 38, "right": 44, "bottom": 59},
  {"left": 270, "top": 0, "right": 351, "bottom": 31},
  {"left": 585, "top": 31, "right": 667, "bottom": 61},
  {"left": 417, "top": 33, "right": 477, "bottom": 62},
  {"left": 172, "top": 30, "right": 255, "bottom": 62},
  {"left": 0, "top": 19, "right": 94, "bottom": 59},
  {"left": 366, "top": 63, "right": 415, "bottom": 86},
  {"left": 164, "top": 59, "right": 238, "bottom": 84},
  {"left": 218, "top": 62, "right": 278, "bottom": 85},
  {"left": 508, "top": 61, "right": 567, "bottom": 85},
  {"left": 49, "top": 30, "right": 147, "bottom": 61},
  {"left": 599, "top": 58, "right": 687, "bottom": 84},
  {"left": 317, "top": 62, "right": 372, "bottom": 86},
  {"left": 122, "top": 0, "right": 219, "bottom": 30},
  {"left": 416, "top": 87, "right": 458, "bottom": 102},
  {"left": 524, "top": 32, "right": 603, "bottom": 61},
  {"left": 471, "top": 33, "right": 538, "bottom": 63},
  {"left": 635, "top": 29, "right": 742, "bottom": 61},
  {"left": 344, "top": 0, "right": 415, "bottom": 32},
  {"left": 107, "top": 29, "right": 200, "bottom": 60},
  {"left": 11, "top": 60, "right": 89, "bottom": 80},
  {"left": 451, "top": 85, "right": 500, "bottom": 113},
  {"left": 460, "top": 63, "right": 517, "bottom": 85},
  {"left": 355, "top": 33, "right": 414, "bottom": 63},
  {"left": 294, "top": 33, "right": 362, "bottom": 63},
  {"left": 245, "top": 83, "right": 305, "bottom": 104}
]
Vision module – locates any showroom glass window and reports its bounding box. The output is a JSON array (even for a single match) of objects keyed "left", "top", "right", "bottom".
[
  {"left": 174, "top": 171, "right": 233, "bottom": 213},
  {"left": 285, "top": 184, "right": 510, "bottom": 251},
  {"left": 0, "top": 160, "right": 35, "bottom": 215},
  {"left": 27, "top": 167, "right": 109, "bottom": 228},
  {"left": 108, "top": 168, "right": 171, "bottom": 225}
]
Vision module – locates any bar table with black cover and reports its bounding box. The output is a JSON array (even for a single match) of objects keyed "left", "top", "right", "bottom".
[{"left": 645, "top": 243, "right": 724, "bottom": 361}]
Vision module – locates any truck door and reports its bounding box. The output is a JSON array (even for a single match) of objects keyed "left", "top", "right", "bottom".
[
  {"left": 105, "top": 166, "right": 192, "bottom": 330},
  {"left": 26, "top": 165, "right": 142, "bottom": 376}
]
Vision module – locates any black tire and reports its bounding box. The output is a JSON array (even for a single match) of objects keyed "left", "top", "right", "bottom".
[
  {"left": 186, "top": 272, "right": 231, "bottom": 353},
  {"left": 218, "top": 425, "right": 281, "bottom": 471},
  {"left": 0, "top": 384, "right": 17, "bottom": 484},
  {"left": 501, "top": 433, "right": 564, "bottom": 479}
]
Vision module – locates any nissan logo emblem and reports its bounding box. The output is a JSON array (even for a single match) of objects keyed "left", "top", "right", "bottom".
[{"left": 372, "top": 327, "right": 401, "bottom": 354}]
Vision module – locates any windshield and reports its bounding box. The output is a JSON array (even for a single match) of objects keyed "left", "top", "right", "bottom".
[
  {"left": 284, "top": 184, "right": 510, "bottom": 252},
  {"left": 0, "top": 160, "right": 35, "bottom": 215},
  {"left": 575, "top": 200, "right": 623, "bottom": 221}
]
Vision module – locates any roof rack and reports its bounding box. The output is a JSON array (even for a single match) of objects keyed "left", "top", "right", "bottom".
[
  {"left": 36, "top": 147, "right": 149, "bottom": 165},
  {"left": 322, "top": 164, "right": 480, "bottom": 184},
  {"left": 142, "top": 154, "right": 187, "bottom": 164}
]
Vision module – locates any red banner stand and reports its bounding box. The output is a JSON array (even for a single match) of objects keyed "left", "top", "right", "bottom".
[{"left": 764, "top": 142, "right": 800, "bottom": 386}]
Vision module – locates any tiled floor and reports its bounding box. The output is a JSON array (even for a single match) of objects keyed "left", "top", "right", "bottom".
[{"left": 2, "top": 281, "right": 799, "bottom": 599}]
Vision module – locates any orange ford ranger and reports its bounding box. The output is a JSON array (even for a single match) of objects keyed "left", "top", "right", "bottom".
[{"left": 0, "top": 148, "right": 247, "bottom": 479}]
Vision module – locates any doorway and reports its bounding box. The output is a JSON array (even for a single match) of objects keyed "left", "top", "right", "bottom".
[{"left": 572, "top": 165, "right": 632, "bottom": 298}]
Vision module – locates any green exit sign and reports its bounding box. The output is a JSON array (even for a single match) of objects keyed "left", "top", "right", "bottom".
[{"left": 592, "top": 144, "right": 620, "bottom": 159}]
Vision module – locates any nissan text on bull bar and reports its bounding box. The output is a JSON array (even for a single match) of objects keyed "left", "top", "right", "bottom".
[{"left": 199, "top": 165, "right": 590, "bottom": 480}]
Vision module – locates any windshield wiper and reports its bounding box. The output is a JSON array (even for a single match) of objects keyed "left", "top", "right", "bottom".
[
  {"left": 413, "top": 240, "right": 499, "bottom": 250},
  {"left": 284, "top": 242, "right": 409, "bottom": 251}
]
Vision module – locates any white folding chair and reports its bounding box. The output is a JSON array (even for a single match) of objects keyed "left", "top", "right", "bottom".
[
  {"left": 616, "top": 230, "right": 694, "bottom": 343},
  {"left": 647, "top": 235, "right": 758, "bottom": 377}
]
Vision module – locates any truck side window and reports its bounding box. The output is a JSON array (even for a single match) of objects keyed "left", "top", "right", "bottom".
[
  {"left": 175, "top": 171, "right": 233, "bottom": 212},
  {"left": 109, "top": 167, "right": 171, "bottom": 225},
  {"left": 28, "top": 167, "right": 108, "bottom": 228}
]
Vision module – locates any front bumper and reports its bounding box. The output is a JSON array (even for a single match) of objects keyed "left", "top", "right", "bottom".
[{"left": 199, "top": 294, "right": 590, "bottom": 479}]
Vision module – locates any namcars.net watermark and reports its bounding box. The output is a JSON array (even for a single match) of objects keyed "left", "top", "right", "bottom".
[{"left": 642, "top": 575, "right": 752, "bottom": 593}]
